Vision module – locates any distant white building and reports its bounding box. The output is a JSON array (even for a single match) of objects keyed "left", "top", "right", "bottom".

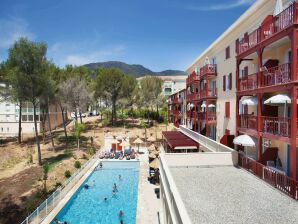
[{"left": 137, "top": 75, "right": 187, "bottom": 96}]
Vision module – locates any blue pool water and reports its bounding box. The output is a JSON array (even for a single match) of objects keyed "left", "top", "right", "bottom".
[{"left": 53, "top": 161, "right": 139, "bottom": 224}]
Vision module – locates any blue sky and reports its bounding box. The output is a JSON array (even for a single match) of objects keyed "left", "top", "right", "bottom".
[{"left": 0, "top": 0, "right": 254, "bottom": 71}]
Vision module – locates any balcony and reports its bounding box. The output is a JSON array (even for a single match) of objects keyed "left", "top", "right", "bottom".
[
  {"left": 198, "top": 112, "right": 217, "bottom": 123},
  {"left": 240, "top": 114, "right": 258, "bottom": 130},
  {"left": 187, "top": 71, "right": 199, "bottom": 84},
  {"left": 200, "top": 64, "right": 217, "bottom": 79},
  {"left": 187, "top": 110, "right": 197, "bottom": 119},
  {"left": 262, "top": 116, "right": 290, "bottom": 138},
  {"left": 236, "top": 2, "right": 298, "bottom": 56},
  {"left": 186, "top": 92, "right": 198, "bottom": 101},
  {"left": 200, "top": 88, "right": 217, "bottom": 99},
  {"left": 239, "top": 63, "right": 294, "bottom": 92}
]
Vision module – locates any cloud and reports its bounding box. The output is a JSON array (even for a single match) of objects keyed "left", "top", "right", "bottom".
[
  {"left": 186, "top": 0, "right": 254, "bottom": 11},
  {"left": 48, "top": 42, "right": 126, "bottom": 67},
  {"left": 0, "top": 17, "right": 35, "bottom": 49}
]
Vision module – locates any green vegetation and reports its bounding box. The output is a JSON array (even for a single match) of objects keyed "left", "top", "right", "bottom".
[
  {"left": 64, "top": 170, "right": 71, "bottom": 178},
  {"left": 42, "top": 163, "right": 50, "bottom": 193},
  {"left": 74, "top": 160, "right": 81, "bottom": 169}
]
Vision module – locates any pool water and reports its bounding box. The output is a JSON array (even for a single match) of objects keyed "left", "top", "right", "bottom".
[{"left": 53, "top": 161, "right": 139, "bottom": 224}]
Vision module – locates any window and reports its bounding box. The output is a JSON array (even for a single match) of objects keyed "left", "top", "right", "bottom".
[
  {"left": 229, "top": 73, "right": 232, "bottom": 90},
  {"left": 225, "top": 102, "right": 230, "bottom": 118},
  {"left": 223, "top": 76, "right": 226, "bottom": 91},
  {"left": 22, "top": 115, "right": 27, "bottom": 121},
  {"left": 28, "top": 115, "right": 33, "bottom": 121},
  {"left": 225, "top": 46, "right": 230, "bottom": 59}
]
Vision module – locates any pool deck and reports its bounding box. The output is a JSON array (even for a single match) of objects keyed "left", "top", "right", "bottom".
[{"left": 136, "top": 147, "right": 161, "bottom": 224}]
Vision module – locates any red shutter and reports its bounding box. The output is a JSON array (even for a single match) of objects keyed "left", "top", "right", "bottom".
[
  {"left": 229, "top": 73, "right": 232, "bottom": 90},
  {"left": 225, "top": 102, "right": 230, "bottom": 118},
  {"left": 223, "top": 75, "right": 226, "bottom": 91},
  {"left": 244, "top": 66, "right": 248, "bottom": 77}
]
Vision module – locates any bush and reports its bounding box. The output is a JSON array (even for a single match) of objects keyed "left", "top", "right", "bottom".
[
  {"left": 74, "top": 160, "right": 81, "bottom": 169},
  {"left": 64, "top": 170, "right": 71, "bottom": 178},
  {"left": 27, "top": 154, "right": 33, "bottom": 164},
  {"left": 54, "top": 181, "right": 62, "bottom": 188},
  {"left": 88, "top": 147, "right": 96, "bottom": 156}
]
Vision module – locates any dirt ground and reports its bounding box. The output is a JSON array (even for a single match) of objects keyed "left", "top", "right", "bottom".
[{"left": 0, "top": 116, "right": 173, "bottom": 224}]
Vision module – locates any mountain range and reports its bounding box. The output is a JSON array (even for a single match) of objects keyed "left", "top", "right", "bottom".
[{"left": 84, "top": 61, "right": 186, "bottom": 78}]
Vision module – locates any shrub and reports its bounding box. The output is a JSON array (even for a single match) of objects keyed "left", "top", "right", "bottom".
[
  {"left": 27, "top": 154, "right": 33, "bottom": 164},
  {"left": 54, "top": 182, "right": 62, "bottom": 188},
  {"left": 74, "top": 160, "right": 81, "bottom": 169},
  {"left": 64, "top": 170, "right": 71, "bottom": 178},
  {"left": 88, "top": 147, "right": 96, "bottom": 156}
]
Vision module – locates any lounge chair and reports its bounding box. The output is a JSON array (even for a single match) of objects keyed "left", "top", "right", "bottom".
[{"left": 131, "top": 153, "right": 136, "bottom": 159}]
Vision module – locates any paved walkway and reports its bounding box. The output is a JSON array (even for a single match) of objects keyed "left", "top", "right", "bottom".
[{"left": 136, "top": 147, "right": 161, "bottom": 224}]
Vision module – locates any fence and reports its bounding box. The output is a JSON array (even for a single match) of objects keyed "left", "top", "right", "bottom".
[
  {"left": 179, "top": 125, "right": 233, "bottom": 152},
  {"left": 238, "top": 153, "right": 298, "bottom": 200},
  {"left": 20, "top": 152, "right": 99, "bottom": 224}
]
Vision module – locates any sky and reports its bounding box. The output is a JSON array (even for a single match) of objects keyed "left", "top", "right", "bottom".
[{"left": 0, "top": 0, "right": 254, "bottom": 71}]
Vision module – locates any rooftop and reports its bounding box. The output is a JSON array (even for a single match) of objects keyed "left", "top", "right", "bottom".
[{"left": 169, "top": 165, "right": 298, "bottom": 224}]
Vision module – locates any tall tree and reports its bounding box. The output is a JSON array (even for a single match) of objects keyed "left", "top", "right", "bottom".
[
  {"left": 94, "top": 68, "right": 125, "bottom": 125},
  {"left": 7, "top": 37, "right": 49, "bottom": 165}
]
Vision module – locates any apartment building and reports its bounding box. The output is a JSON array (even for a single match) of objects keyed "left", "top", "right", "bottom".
[
  {"left": 167, "top": 0, "right": 298, "bottom": 179},
  {"left": 168, "top": 89, "right": 186, "bottom": 127},
  {"left": 0, "top": 99, "right": 66, "bottom": 138}
]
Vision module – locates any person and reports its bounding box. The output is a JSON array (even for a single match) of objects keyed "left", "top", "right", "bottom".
[
  {"left": 99, "top": 161, "right": 103, "bottom": 168},
  {"left": 118, "top": 174, "right": 122, "bottom": 181},
  {"left": 54, "top": 219, "right": 65, "bottom": 224},
  {"left": 84, "top": 183, "right": 89, "bottom": 189},
  {"left": 119, "top": 210, "right": 124, "bottom": 223},
  {"left": 103, "top": 197, "right": 108, "bottom": 202},
  {"left": 113, "top": 183, "right": 118, "bottom": 192},
  {"left": 92, "top": 180, "right": 95, "bottom": 186},
  {"left": 112, "top": 189, "right": 117, "bottom": 197}
]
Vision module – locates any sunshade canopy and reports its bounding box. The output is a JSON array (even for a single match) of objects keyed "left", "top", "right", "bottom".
[
  {"left": 162, "top": 131, "right": 199, "bottom": 150},
  {"left": 241, "top": 96, "right": 258, "bottom": 106},
  {"left": 233, "top": 135, "right": 255, "bottom": 147},
  {"left": 134, "top": 138, "right": 144, "bottom": 144},
  {"left": 264, "top": 94, "right": 291, "bottom": 105},
  {"left": 208, "top": 104, "right": 216, "bottom": 108},
  {"left": 149, "top": 158, "right": 160, "bottom": 169}
]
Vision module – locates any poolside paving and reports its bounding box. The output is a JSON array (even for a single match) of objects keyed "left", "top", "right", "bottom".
[
  {"left": 170, "top": 166, "right": 298, "bottom": 224},
  {"left": 136, "top": 147, "right": 161, "bottom": 224}
]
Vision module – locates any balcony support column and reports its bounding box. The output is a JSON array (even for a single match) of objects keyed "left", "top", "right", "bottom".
[
  {"left": 290, "top": 30, "right": 298, "bottom": 81},
  {"left": 236, "top": 59, "right": 241, "bottom": 91},
  {"left": 290, "top": 87, "right": 297, "bottom": 180},
  {"left": 257, "top": 93, "right": 263, "bottom": 161},
  {"left": 206, "top": 100, "right": 209, "bottom": 138},
  {"left": 257, "top": 48, "right": 264, "bottom": 87}
]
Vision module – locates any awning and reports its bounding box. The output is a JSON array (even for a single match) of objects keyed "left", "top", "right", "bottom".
[
  {"left": 162, "top": 131, "right": 199, "bottom": 150},
  {"left": 264, "top": 94, "right": 291, "bottom": 105},
  {"left": 233, "top": 135, "right": 255, "bottom": 147},
  {"left": 241, "top": 96, "right": 258, "bottom": 105}
]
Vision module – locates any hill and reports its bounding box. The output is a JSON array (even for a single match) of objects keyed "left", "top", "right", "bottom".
[{"left": 84, "top": 61, "right": 186, "bottom": 78}]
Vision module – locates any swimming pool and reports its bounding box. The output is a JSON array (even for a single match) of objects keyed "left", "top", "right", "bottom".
[{"left": 53, "top": 161, "right": 139, "bottom": 224}]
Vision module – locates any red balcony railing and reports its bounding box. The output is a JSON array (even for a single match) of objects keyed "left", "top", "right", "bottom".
[
  {"left": 200, "top": 88, "right": 217, "bottom": 98},
  {"left": 236, "top": 2, "right": 298, "bottom": 55},
  {"left": 200, "top": 64, "right": 217, "bottom": 79},
  {"left": 238, "top": 63, "right": 294, "bottom": 91},
  {"left": 238, "top": 153, "right": 298, "bottom": 200},
  {"left": 260, "top": 63, "right": 291, "bottom": 87},
  {"left": 187, "top": 71, "right": 199, "bottom": 84},
  {"left": 239, "top": 72, "right": 258, "bottom": 91},
  {"left": 186, "top": 92, "right": 198, "bottom": 101},
  {"left": 262, "top": 116, "right": 291, "bottom": 137},
  {"left": 208, "top": 112, "right": 217, "bottom": 122},
  {"left": 240, "top": 114, "right": 258, "bottom": 130}
]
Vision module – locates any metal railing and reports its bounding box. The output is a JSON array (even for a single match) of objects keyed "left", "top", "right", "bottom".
[
  {"left": 20, "top": 152, "right": 99, "bottom": 224},
  {"left": 239, "top": 153, "right": 298, "bottom": 200},
  {"left": 179, "top": 125, "right": 233, "bottom": 152}
]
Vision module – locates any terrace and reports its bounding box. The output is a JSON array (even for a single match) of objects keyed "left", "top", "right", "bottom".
[
  {"left": 236, "top": 2, "right": 298, "bottom": 56},
  {"left": 199, "top": 88, "right": 217, "bottom": 99},
  {"left": 199, "top": 64, "right": 217, "bottom": 79},
  {"left": 238, "top": 63, "right": 295, "bottom": 92}
]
